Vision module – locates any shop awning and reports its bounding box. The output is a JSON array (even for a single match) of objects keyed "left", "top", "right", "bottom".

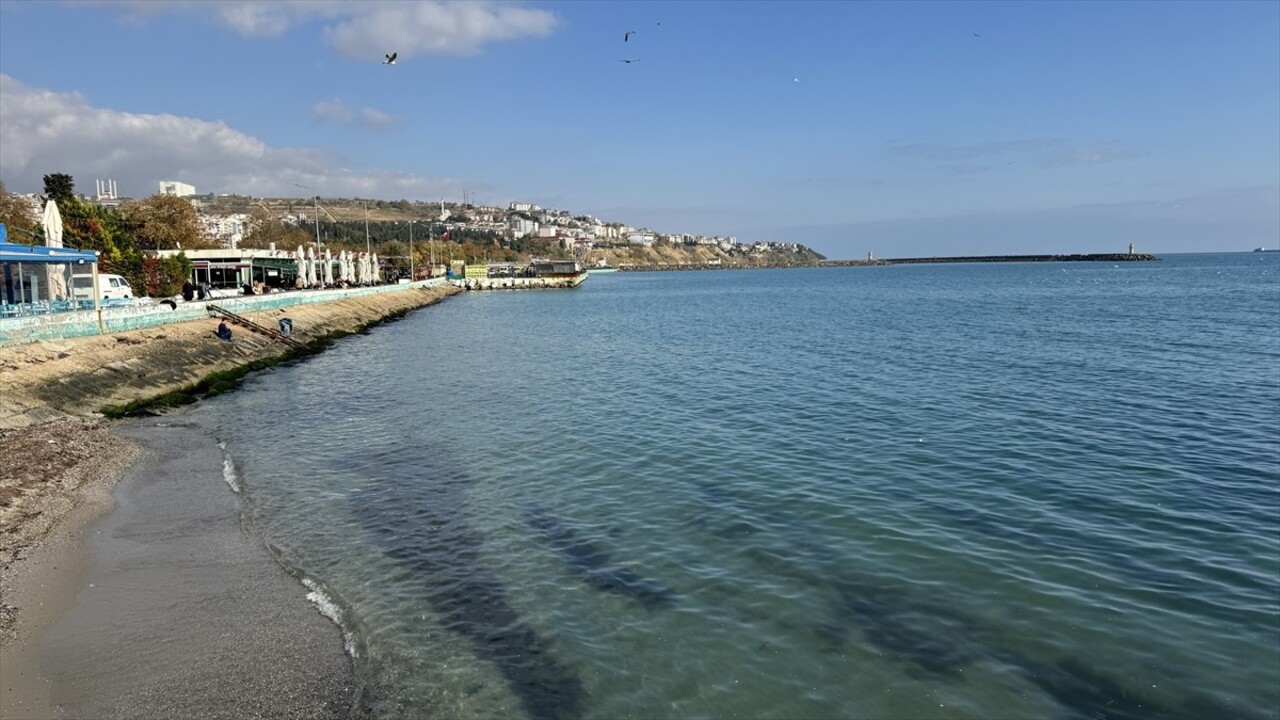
[{"left": 0, "top": 241, "right": 100, "bottom": 265}]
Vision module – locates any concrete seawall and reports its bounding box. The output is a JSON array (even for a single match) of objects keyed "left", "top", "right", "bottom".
[
  {"left": 449, "top": 275, "right": 586, "bottom": 290},
  {"left": 0, "top": 282, "right": 460, "bottom": 429},
  {"left": 0, "top": 279, "right": 453, "bottom": 347}
]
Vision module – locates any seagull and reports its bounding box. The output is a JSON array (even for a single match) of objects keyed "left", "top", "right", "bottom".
[
  {"left": 620, "top": 59, "right": 640, "bottom": 63},
  {"left": 383, "top": 52, "right": 397, "bottom": 65},
  {"left": 624, "top": 31, "right": 636, "bottom": 42},
  {"left": 793, "top": 77, "right": 801, "bottom": 83}
]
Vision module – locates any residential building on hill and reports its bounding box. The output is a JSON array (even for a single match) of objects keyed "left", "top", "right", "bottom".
[{"left": 159, "top": 180, "right": 196, "bottom": 197}]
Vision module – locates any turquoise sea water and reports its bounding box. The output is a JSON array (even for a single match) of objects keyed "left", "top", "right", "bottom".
[{"left": 198, "top": 253, "right": 1278, "bottom": 720}]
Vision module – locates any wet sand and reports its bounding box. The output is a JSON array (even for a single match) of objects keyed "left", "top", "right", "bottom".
[{"left": 15, "top": 417, "right": 356, "bottom": 719}]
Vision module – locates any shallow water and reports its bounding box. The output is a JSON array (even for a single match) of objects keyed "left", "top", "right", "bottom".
[{"left": 198, "top": 252, "right": 1279, "bottom": 719}]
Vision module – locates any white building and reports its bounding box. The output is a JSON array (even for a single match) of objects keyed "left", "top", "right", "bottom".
[
  {"left": 158, "top": 180, "right": 196, "bottom": 197},
  {"left": 509, "top": 217, "right": 538, "bottom": 239},
  {"left": 199, "top": 213, "right": 250, "bottom": 248}
]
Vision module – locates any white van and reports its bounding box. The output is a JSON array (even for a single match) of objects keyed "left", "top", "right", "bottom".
[{"left": 71, "top": 274, "right": 133, "bottom": 301}]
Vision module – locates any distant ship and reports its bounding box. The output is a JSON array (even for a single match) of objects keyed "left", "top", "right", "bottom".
[{"left": 1254, "top": 246, "right": 1278, "bottom": 252}]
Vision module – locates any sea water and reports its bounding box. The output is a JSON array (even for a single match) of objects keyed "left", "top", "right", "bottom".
[{"left": 195, "top": 253, "right": 1279, "bottom": 720}]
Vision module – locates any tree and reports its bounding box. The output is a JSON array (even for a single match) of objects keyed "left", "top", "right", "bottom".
[
  {"left": 374, "top": 239, "right": 411, "bottom": 279},
  {"left": 42, "top": 173, "right": 76, "bottom": 206},
  {"left": 141, "top": 254, "right": 192, "bottom": 298},
  {"left": 118, "top": 194, "right": 211, "bottom": 250},
  {"left": 240, "top": 206, "right": 311, "bottom": 249},
  {"left": 58, "top": 198, "right": 123, "bottom": 255},
  {"left": 0, "top": 180, "right": 38, "bottom": 234}
]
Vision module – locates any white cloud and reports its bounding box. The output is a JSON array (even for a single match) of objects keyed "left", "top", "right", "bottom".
[
  {"left": 90, "top": 0, "right": 557, "bottom": 57},
  {"left": 0, "top": 75, "right": 466, "bottom": 200},
  {"left": 324, "top": 1, "right": 557, "bottom": 59},
  {"left": 311, "top": 99, "right": 397, "bottom": 130}
]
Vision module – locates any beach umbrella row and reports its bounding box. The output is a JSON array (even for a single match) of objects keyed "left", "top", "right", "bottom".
[{"left": 292, "top": 247, "right": 386, "bottom": 288}]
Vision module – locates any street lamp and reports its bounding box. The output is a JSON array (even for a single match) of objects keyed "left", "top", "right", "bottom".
[
  {"left": 364, "top": 201, "right": 371, "bottom": 257},
  {"left": 292, "top": 182, "right": 321, "bottom": 254},
  {"left": 409, "top": 219, "right": 415, "bottom": 282}
]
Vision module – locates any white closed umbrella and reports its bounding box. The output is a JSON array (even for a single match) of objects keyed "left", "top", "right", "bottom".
[
  {"left": 323, "top": 249, "right": 334, "bottom": 286},
  {"left": 295, "top": 245, "right": 306, "bottom": 288},
  {"left": 371, "top": 253, "right": 381, "bottom": 282},
  {"left": 42, "top": 200, "right": 68, "bottom": 301}
]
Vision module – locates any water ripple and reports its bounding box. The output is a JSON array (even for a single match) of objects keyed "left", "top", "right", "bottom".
[{"left": 205, "top": 255, "right": 1279, "bottom": 720}]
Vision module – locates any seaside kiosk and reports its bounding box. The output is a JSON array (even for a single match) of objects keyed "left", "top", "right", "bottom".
[{"left": 0, "top": 223, "right": 104, "bottom": 327}]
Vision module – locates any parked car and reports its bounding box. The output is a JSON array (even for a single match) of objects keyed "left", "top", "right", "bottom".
[{"left": 71, "top": 273, "right": 133, "bottom": 301}]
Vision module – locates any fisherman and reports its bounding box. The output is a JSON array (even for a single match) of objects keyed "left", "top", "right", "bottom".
[{"left": 215, "top": 321, "right": 232, "bottom": 341}]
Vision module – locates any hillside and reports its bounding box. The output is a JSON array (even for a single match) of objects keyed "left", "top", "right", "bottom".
[
  {"left": 202, "top": 195, "right": 824, "bottom": 267},
  {"left": 586, "top": 243, "right": 823, "bottom": 268}
]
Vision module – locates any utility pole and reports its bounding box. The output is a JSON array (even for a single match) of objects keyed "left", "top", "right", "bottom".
[
  {"left": 364, "top": 201, "right": 371, "bottom": 256},
  {"left": 409, "top": 219, "right": 415, "bottom": 281},
  {"left": 292, "top": 182, "right": 321, "bottom": 254}
]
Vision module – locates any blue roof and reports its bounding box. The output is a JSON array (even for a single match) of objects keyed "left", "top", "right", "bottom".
[{"left": 0, "top": 240, "right": 100, "bottom": 265}]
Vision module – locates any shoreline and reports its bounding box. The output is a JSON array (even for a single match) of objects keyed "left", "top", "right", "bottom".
[
  {"left": 0, "top": 420, "right": 136, "bottom": 719},
  {"left": 0, "top": 284, "right": 460, "bottom": 719},
  {"left": 41, "top": 418, "right": 357, "bottom": 719}
]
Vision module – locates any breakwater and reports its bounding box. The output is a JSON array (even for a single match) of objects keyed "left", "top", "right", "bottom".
[
  {"left": 824, "top": 253, "right": 1158, "bottom": 266},
  {"left": 888, "top": 252, "right": 1158, "bottom": 264},
  {"left": 619, "top": 253, "right": 1158, "bottom": 272},
  {"left": 449, "top": 275, "right": 586, "bottom": 291}
]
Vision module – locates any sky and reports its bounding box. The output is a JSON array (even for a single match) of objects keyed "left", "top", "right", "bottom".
[{"left": 0, "top": 0, "right": 1276, "bottom": 259}]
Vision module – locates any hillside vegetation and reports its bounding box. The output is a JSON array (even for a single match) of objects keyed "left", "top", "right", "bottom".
[{"left": 201, "top": 195, "right": 823, "bottom": 268}]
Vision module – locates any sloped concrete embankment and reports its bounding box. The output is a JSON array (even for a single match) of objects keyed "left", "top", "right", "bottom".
[{"left": 0, "top": 284, "right": 459, "bottom": 429}]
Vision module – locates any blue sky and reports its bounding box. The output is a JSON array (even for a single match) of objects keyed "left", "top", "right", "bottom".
[{"left": 1, "top": 0, "right": 1276, "bottom": 259}]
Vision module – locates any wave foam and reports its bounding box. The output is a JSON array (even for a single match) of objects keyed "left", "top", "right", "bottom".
[
  {"left": 302, "top": 577, "right": 359, "bottom": 658},
  {"left": 219, "top": 442, "right": 242, "bottom": 493}
]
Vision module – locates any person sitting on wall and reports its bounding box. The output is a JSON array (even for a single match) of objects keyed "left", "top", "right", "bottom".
[
  {"left": 215, "top": 321, "right": 233, "bottom": 341},
  {"left": 182, "top": 281, "right": 195, "bottom": 302}
]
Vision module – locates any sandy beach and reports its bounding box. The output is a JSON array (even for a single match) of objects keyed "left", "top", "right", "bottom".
[{"left": 0, "top": 285, "right": 458, "bottom": 719}]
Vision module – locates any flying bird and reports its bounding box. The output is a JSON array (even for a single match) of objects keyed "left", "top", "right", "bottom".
[
  {"left": 620, "top": 59, "right": 640, "bottom": 63},
  {"left": 624, "top": 31, "right": 636, "bottom": 42},
  {"left": 383, "top": 52, "right": 397, "bottom": 65}
]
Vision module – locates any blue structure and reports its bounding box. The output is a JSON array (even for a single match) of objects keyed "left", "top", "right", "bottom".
[{"left": 0, "top": 222, "right": 101, "bottom": 306}]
